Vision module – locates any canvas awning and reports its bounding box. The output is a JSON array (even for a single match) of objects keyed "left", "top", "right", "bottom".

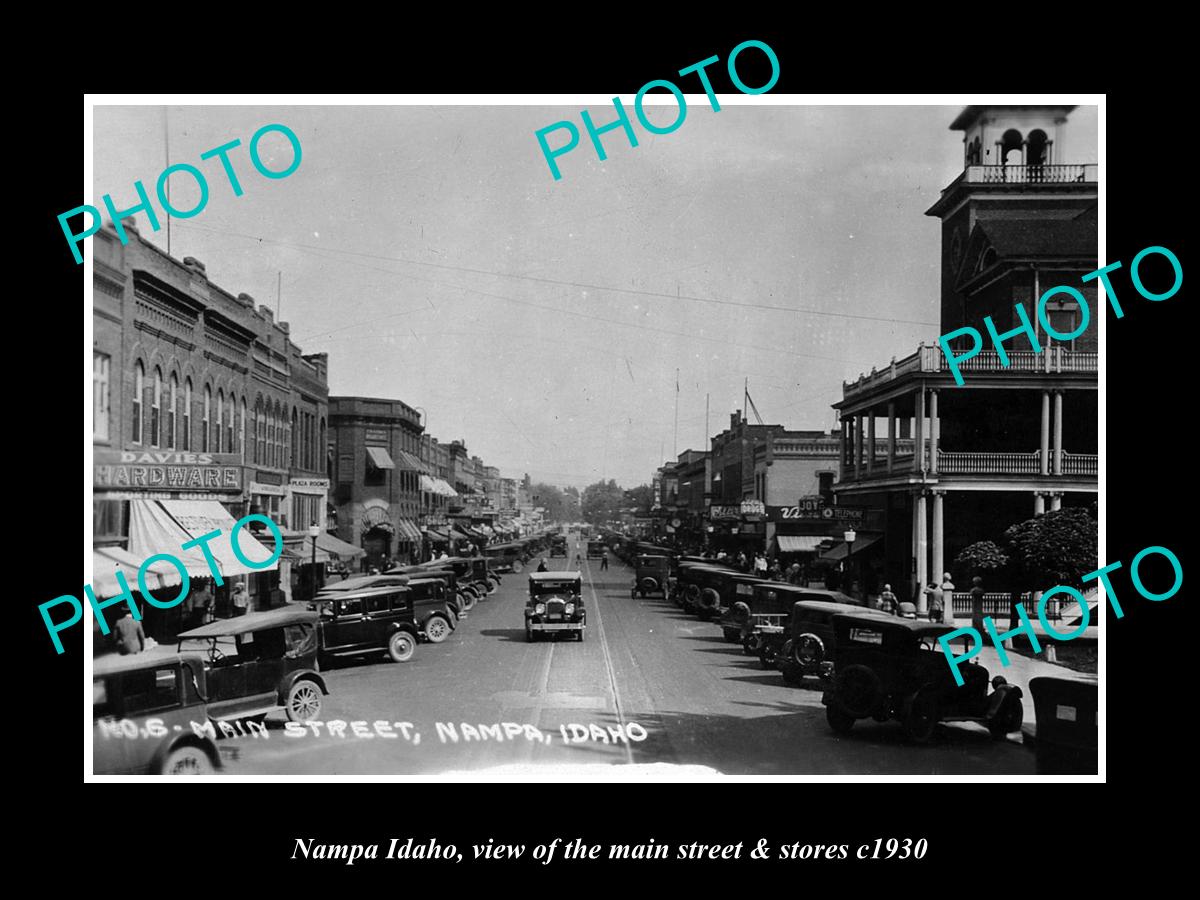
[
  {"left": 365, "top": 446, "right": 395, "bottom": 470},
  {"left": 395, "top": 450, "right": 426, "bottom": 472},
  {"left": 396, "top": 518, "right": 422, "bottom": 541},
  {"left": 435, "top": 478, "right": 457, "bottom": 497},
  {"left": 426, "top": 528, "right": 449, "bottom": 543},
  {"left": 775, "top": 535, "right": 827, "bottom": 553},
  {"left": 419, "top": 474, "right": 439, "bottom": 493},
  {"left": 315, "top": 531, "right": 366, "bottom": 560},
  {"left": 820, "top": 534, "right": 880, "bottom": 561},
  {"left": 129, "top": 499, "right": 279, "bottom": 577},
  {"left": 91, "top": 545, "right": 185, "bottom": 598}
]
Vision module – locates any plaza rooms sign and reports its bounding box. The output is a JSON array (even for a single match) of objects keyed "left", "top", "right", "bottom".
[{"left": 94, "top": 449, "right": 242, "bottom": 492}]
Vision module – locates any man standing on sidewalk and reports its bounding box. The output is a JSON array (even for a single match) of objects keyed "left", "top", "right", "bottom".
[
  {"left": 600, "top": 551, "right": 609, "bottom": 571},
  {"left": 231, "top": 582, "right": 250, "bottom": 617}
]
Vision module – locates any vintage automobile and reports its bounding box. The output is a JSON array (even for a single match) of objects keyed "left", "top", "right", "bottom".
[
  {"left": 821, "top": 613, "right": 1024, "bottom": 743},
  {"left": 673, "top": 562, "right": 731, "bottom": 612},
  {"left": 586, "top": 539, "right": 607, "bottom": 559},
  {"left": 317, "top": 576, "right": 457, "bottom": 643},
  {"left": 1027, "top": 674, "right": 1098, "bottom": 774},
  {"left": 176, "top": 608, "right": 328, "bottom": 724},
  {"left": 686, "top": 567, "right": 768, "bottom": 621},
  {"left": 632, "top": 554, "right": 672, "bottom": 599},
  {"left": 717, "top": 583, "right": 862, "bottom": 668},
  {"left": 93, "top": 652, "right": 223, "bottom": 775},
  {"left": 484, "top": 542, "right": 525, "bottom": 574},
  {"left": 387, "top": 563, "right": 479, "bottom": 612},
  {"left": 311, "top": 586, "right": 422, "bottom": 662},
  {"left": 525, "top": 571, "right": 586, "bottom": 642},
  {"left": 411, "top": 557, "right": 495, "bottom": 597},
  {"left": 776, "top": 598, "right": 890, "bottom": 683},
  {"left": 549, "top": 535, "right": 569, "bottom": 558}
]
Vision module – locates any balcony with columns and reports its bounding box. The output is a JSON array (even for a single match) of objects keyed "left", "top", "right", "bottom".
[{"left": 834, "top": 366, "right": 1097, "bottom": 489}]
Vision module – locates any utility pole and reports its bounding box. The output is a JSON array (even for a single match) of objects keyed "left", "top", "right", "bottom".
[
  {"left": 673, "top": 368, "right": 679, "bottom": 459},
  {"left": 277, "top": 271, "right": 282, "bottom": 318}
]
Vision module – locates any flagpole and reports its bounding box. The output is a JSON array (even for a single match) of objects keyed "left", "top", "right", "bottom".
[{"left": 673, "top": 368, "right": 679, "bottom": 459}]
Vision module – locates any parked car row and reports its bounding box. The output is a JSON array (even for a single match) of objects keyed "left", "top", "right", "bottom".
[
  {"left": 93, "top": 552, "right": 522, "bottom": 776},
  {"left": 621, "top": 548, "right": 1029, "bottom": 747}
]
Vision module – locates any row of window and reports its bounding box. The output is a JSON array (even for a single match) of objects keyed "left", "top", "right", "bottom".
[{"left": 93, "top": 353, "right": 326, "bottom": 470}]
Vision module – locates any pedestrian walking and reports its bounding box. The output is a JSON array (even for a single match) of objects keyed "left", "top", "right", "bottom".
[
  {"left": 786, "top": 562, "right": 801, "bottom": 584},
  {"left": 928, "top": 580, "right": 947, "bottom": 623},
  {"left": 600, "top": 551, "right": 609, "bottom": 571},
  {"left": 231, "top": 582, "right": 250, "bottom": 617},
  {"left": 537, "top": 559, "right": 549, "bottom": 572},
  {"left": 878, "top": 583, "right": 898, "bottom": 615},
  {"left": 113, "top": 608, "right": 145, "bottom": 655}
]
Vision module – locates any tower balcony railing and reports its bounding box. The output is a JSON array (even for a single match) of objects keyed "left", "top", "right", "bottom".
[
  {"left": 962, "top": 163, "right": 1097, "bottom": 185},
  {"left": 844, "top": 345, "right": 1098, "bottom": 397}
]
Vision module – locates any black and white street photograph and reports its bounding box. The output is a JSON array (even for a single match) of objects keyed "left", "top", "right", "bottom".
[{"left": 85, "top": 97, "right": 1101, "bottom": 778}]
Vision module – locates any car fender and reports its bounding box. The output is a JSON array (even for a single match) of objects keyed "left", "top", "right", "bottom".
[
  {"left": 278, "top": 670, "right": 329, "bottom": 703},
  {"left": 150, "top": 734, "right": 222, "bottom": 774},
  {"left": 387, "top": 621, "right": 420, "bottom": 640}
]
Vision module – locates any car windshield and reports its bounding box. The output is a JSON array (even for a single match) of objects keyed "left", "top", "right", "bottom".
[{"left": 531, "top": 581, "right": 579, "bottom": 596}]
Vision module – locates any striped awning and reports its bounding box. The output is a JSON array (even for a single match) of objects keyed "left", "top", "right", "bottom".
[
  {"left": 776, "top": 535, "right": 826, "bottom": 553},
  {"left": 396, "top": 518, "right": 423, "bottom": 541},
  {"left": 366, "top": 446, "right": 395, "bottom": 470}
]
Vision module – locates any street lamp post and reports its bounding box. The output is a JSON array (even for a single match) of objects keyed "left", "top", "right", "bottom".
[
  {"left": 843, "top": 527, "right": 857, "bottom": 598},
  {"left": 308, "top": 522, "right": 320, "bottom": 603}
]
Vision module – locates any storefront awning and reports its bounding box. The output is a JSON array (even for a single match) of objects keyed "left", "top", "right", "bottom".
[
  {"left": 395, "top": 450, "right": 426, "bottom": 472},
  {"left": 426, "top": 528, "right": 449, "bottom": 543},
  {"left": 315, "top": 531, "right": 366, "bottom": 560},
  {"left": 295, "top": 535, "right": 334, "bottom": 565},
  {"left": 435, "top": 478, "right": 457, "bottom": 497},
  {"left": 130, "top": 499, "right": 279, "bottom": 578},
  {"left": 92, "top": 546, "right": 184, "bottom": 598},
  {"left": 776, "top": 535, "right": 827, "bottom": 553},
  {"left": 449, "top": 528, "right": 471, "bottom": 541},
  {"left": 396, "top": 518, "right": 422, "bottom": 541},
  {"left": 366, "top": 446, "right": 395, "bottom": 470},
  {"left": 419, "top": 474, "right": 439, "bottom": 493},
  {"left": 820, "top": 534, "right": 880, "bottom": 561}
]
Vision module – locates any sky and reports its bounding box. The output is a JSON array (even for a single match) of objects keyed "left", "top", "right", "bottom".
[{"left": 93, "top": 102, "right": 1097, "bottom": 490}]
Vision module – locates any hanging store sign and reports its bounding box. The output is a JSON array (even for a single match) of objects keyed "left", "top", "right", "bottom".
[{"left": 709, "top": 505, "right": 742, "bottom": 520}]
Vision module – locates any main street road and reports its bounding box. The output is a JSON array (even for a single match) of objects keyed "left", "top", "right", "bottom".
[{"left": 221, "top": 535, "right": 1036, "bottom": 775}]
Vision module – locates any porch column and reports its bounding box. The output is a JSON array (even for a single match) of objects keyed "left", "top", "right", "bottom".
[
  {"left": 913, "top": 388, "right": 926, "bottom": 473},
  {"left": 931, "top": 490, "right": 945, "bottom": 617},
  {"left": 866, "top": 410, "right": 875, "bottom": 475},
  {"left": 1053, "top": 391, "right": 1064, "bottom": 475},
  {"left": 1050, "top": 491, "right": 1062, "bottom": 512},
  {"left": 1040, "top": 390, "right": 1050, "bottom": 475},
  {"left": 1034, "top": 491, "right": 1045, "bottom": 515},
  {"left": 855, "top": 413, "right": 865, "bottom": 477},
  {"left": 929, "top": 389, "right": 940, "bottom": 475},
  {"left": 838, "top": 417, "right": 846, "bottom": 481},
  {"left": 887, "top": 401, "right": 896, "bottom": 474},
  {"left": 915, "top": 490, "right": 929, "bottom": 614}
]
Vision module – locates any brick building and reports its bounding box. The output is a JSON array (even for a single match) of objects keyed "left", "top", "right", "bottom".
[
  {"left": 328, "top": 397, "right": 426, "bottom": 569},
  {"left": 91, "top": 217, "right": 332, "bottom": 640}
]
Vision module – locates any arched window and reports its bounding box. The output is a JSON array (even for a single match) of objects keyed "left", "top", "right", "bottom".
[
  {"left": 151, "top": 367, "right": 162, "bottom": 447},
  {"left": 239, "top": 397, "right": 246, "bottom": 458},
  {"left": 1001, "top": 129, "right": 1023, "bottom": 167},
  {"left": 183, "top": 379, "right": 192, "bottom": 451},
  {"left": 291, "top": 408, "right": 299, "bottom": 468},
  {"left": 202, "top": 385, "right": 212, "bottom": 452},
  {"left": 255, "top": 397, "right": 265, "bottom": 463},
  {"left": 227, "top": 394, "right": 235, "bottom": 455},
  {"left": 167, "top": 374, "right": 178, "bottom": 450},
  {"left": 132, "top": 362, "right": 144, "bottom": 444},
  {"left": 267, "top": 401, "right": 275, "bottom": 466},
  {"left": 216, "top": 390, "right": 225, "bottom": 453},
  {"left": 275, "top": 400, "right": 284, "bottom": 467}
]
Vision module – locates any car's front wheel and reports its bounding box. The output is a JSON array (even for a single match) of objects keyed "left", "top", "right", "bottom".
[
  {"left": 286, "top": 680, "right": 323, "bottom": 722},
  {"left": 903, "top": 691, "right": 939, "bottom": 743},
  {"left": 825, "top": 704, "right": 856, "bottom": 734},
  {"left": 458, "top": 591, "right": 476, "bottom": 612},
  {"left": 387, "top": 631, "right": 417, "bottom": 663},
  {"left": 160, "top": 745, "right": 214, "bottom": 775},
  {"left": 424, "top": 615, "right": 451, "bottom": 644}
]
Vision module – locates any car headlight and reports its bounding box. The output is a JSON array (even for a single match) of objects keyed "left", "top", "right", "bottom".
[
  {"left": 564, "top": 603, "right": 575, "bottom": 615},
  {"left": 535, "top": 602, "right": 546, "bottom": 614}
]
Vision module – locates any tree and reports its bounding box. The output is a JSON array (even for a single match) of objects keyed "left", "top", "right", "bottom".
[
  {"left": 625, "top": 484, "right": 654, "bottom": 516},
  {"left": 952, "top": 540, "right": 1009, "bottom": 587},
  {"left": 1003, "top": 507, "right": 1098, "bottom": 592},
  {"left": 530, "top": 483, "right": 568, "bottom": 522},
  {"left": 581, "top": 479, "right": 626, "bottom": 524}
]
